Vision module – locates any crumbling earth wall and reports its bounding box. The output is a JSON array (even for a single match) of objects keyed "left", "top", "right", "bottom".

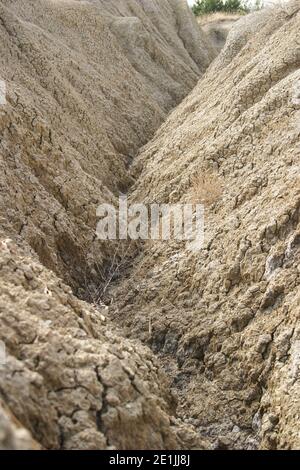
[{"left": 108, "top": 2, "right": 300, "bottom": 450}]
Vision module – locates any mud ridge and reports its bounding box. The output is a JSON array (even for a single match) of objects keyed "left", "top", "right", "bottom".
[{"left": 0, "top": 0, "right": 300, "bottom": 451}]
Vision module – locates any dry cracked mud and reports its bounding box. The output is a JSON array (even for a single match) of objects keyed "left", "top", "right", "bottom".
[{"left": 0, "top": 0, "right": 299, "bottom": 451}]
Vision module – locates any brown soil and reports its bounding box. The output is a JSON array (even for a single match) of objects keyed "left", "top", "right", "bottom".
[{"left": 0, "top": 0, "right": 299, "bottom": 451}]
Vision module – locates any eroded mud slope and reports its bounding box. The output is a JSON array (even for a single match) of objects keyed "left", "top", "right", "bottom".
[
  {"left": 1, "top": 0, "right": 299, "bottom": 451},
  {"left": 108, "top": 2, "right": 300, "bottom": 450},
  {"left": 0, "top": 0, "right": 215, "bottom": 289},
  {"left": 0, "top": 0, "right": 215, "bottom": 450},
  {"left": 0, "top": 231, "right": 206, "bottom": 450}
]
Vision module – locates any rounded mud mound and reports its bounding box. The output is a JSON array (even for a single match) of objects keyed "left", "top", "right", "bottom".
[
  {"left": 108, "top": 2, "right": 300, "bottom": 450},
  {"left": 0, "top": 0, "right": 216, "bottom": 450}
]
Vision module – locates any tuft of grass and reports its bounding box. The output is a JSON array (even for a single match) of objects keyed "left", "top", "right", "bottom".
[{"left": 191, "top": 170, "right": 224, "bottom": 206}]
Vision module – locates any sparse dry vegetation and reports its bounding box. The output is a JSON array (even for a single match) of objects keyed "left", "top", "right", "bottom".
[
  {"left": 0, "top": 0, "right": 299, "bottom": 453},
  {"left": 197, "top": 11, "right": 243, "bottom": 24},
  {"left": 191, "top": 171, "right": 224, "bottom": 206}
]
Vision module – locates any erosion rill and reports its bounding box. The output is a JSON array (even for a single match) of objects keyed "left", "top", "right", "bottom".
[{"left": 0, "top": 0, "right": 299, "bottom": 451}]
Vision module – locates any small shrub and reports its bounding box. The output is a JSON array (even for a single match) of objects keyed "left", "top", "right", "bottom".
[
  {"left": 192, "top": 0, "right": 250, "bottom": 16},
  {"left": 253, "top": 0, "right": 264, "bottom": 11},
  {"left": 191, "top": 171, "right": 224, "bottom": 206}
]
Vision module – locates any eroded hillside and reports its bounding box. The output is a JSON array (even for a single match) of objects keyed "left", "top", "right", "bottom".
[
  {"left": 0, "top": 0, "right": 299, "bottom": 451},
  {"left": 0, "top": 0, "right": 215, "bottom": 290},
  {"left": 0, "top": 0, "right": 215, "bottom": 450},
  {"left": 108, "top": 1, "right": 300, "bottom": 450}
]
